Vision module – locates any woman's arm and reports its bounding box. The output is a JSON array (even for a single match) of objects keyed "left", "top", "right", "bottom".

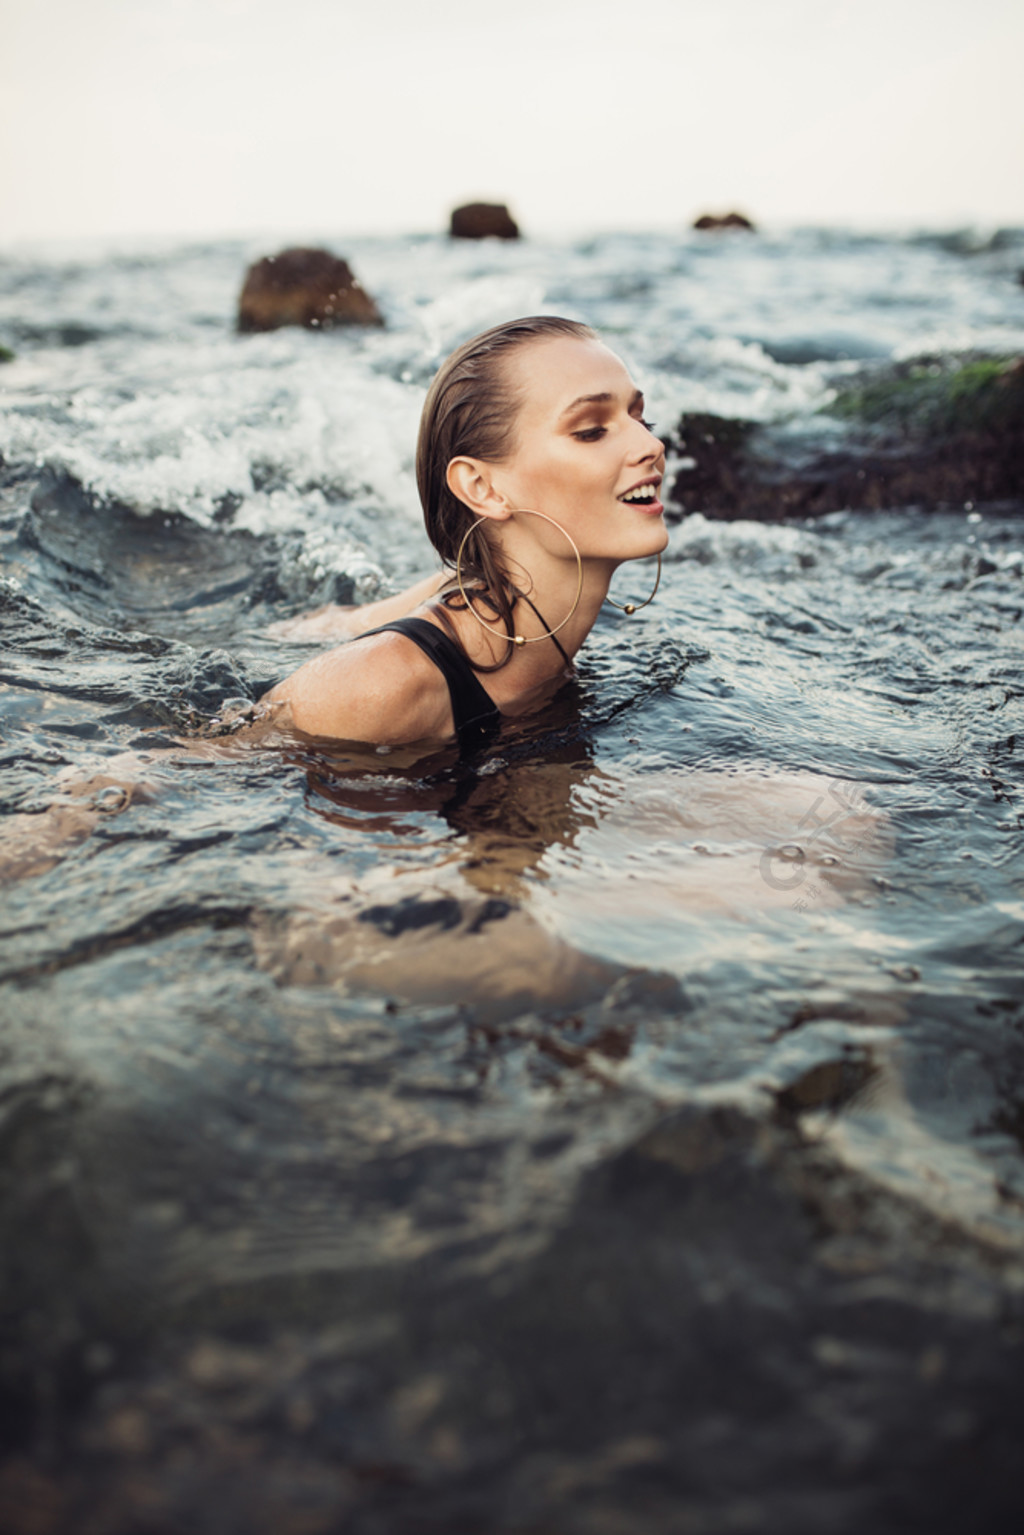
[
  {"left": 1, "top": 625, "right": 456, "bottom": 884},
  {"left": 268, "top": 570, "right": 449, "bottom": 642}
]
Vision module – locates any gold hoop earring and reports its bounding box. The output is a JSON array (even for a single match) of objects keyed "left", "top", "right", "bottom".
[
  {"left": 454, "top": 509, "right": 584, "bottom": 648},
  {"left": 604, "top": 553, "right": 662, "bottom": 615}
]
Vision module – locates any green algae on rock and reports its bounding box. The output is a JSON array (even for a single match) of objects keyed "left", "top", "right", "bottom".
[{"left": 829, "top": 354, "right": 1023, "bottom": 438}]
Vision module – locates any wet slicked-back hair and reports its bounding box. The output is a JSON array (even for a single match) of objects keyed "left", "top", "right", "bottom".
[{"left": 416, "top": 315, "right": 595, "bottom": 667}]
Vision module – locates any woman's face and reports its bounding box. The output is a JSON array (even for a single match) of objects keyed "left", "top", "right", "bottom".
[{"left": 493, "top": 335, "right": 669, "bottom": 566}]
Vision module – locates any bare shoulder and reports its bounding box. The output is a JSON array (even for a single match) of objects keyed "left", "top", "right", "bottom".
[{"left": 263, "top": 629, "right": 453, "bottom": 745}]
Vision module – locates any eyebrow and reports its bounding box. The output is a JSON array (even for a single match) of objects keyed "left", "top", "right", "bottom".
[{"left": 559, "top": 388, "right": 643, "bottom": 420}]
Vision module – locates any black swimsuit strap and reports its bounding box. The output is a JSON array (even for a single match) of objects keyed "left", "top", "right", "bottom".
[
  {"left": 365, "top": 617, "right": 501, "bottom": 755},
  {"left": 517, "top": 592, "right": 572, "bottom": 670}
]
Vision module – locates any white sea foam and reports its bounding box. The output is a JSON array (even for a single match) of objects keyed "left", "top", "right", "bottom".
[
  {"left": 1, "top": 331, "right": 428, "bottom": 547},
  {"left": 414, "top": 275, "right": 550, "bottom": 354},
  {"left": 1, "top": 227, "right": 1021, "bottom": 564}
]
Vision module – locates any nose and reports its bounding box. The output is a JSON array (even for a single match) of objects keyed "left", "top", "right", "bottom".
[{"left": 632, "top": 417, "right": 665, "bottom": 461}]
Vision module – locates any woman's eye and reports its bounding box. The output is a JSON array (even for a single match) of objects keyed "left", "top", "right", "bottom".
[
  {"left": 641, "top": 418, "right": 657, "bottom": 431},
  {"left": 573, "top": 426, "right": 606, "bottom": 442}
]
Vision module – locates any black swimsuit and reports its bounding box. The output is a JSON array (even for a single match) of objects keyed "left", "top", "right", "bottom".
[{"left": 366, "top": 617, "right": 501, "bottom": 755}]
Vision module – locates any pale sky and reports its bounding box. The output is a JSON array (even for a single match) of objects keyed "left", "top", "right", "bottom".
[{"left": 1, "top": 0, "right": 1022, "bottom": 244}]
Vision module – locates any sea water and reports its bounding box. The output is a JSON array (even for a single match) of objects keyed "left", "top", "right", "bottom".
[{"left": 1, "top": 225, "right": 1023, "bottom": 1526}]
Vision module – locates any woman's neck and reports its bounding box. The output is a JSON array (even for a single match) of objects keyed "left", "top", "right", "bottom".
[{"left": 441, "top": 557, "right": 616, "bottom": 702}]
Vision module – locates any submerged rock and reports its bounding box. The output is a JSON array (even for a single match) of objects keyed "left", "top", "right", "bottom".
[
  {"left": 449, "top": 202, "right": 520, "bottom": 240},
  {"left": 667, "top": 354, "right": 1024, "bottom": 519},
  {"left": 0, "top": 345, "right": 15, "bottom": 364},
  {"left": 236, "top": 248, "right": 383, "bottom": 333},
  {"left": 693, "top": 210, "right": 756, "bottom": 232}
]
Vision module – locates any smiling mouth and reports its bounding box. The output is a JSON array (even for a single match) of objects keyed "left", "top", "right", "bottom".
[{"left": 618, "top": 482, "right": 662, "bottom": 506}]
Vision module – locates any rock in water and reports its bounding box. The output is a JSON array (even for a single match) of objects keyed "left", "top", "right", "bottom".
[
  {"left": 449, "top": 202, "right": 520, "bottom": 240},
  {"left": 693, "top": 211, "right": 756, "bottom": 232},
  {"left": 236, "top": 248, "right": 383, "bottom": 333},
  {"left": 666, "top": 354, "right": 1024, "bottom": 520}
]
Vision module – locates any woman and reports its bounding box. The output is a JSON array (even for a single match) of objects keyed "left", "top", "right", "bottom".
[
  {"left": 0, "top": 317, "right": 665, "bottom": 877},
  {"left": 262, "top": 316, "right": 668, "bottom": 753},
  {"left": 3, "top": 316, "right": 892, "bottom": 913}
]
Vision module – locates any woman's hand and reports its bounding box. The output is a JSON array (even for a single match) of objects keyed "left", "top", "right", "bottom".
[{"left": 0, "top": 755, "right": 164, "bottom": 882}]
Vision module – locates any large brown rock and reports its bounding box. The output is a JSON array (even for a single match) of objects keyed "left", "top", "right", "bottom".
[
  {"left": 693, "top": 211, "right": 756, "bottom": 232},
  {"left": 449, "top": 202, "right": 520, "bottom": 240},
  {"left": 236, "top": 248, "right": 383, "bottom": 333},
  {"left": 666, "top": 355, "right": 1024, "bottom": 520}
]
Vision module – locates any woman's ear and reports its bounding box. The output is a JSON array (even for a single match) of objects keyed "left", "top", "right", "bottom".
[{"left": 446, "top": 457, "right": 511, "bottom": 523}]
